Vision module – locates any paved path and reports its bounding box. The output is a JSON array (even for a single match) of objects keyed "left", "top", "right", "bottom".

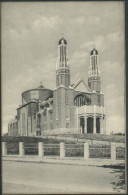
[
  {"left": 2, "top": 155, "right": 125, "bottom": 166},
  {"left": 2, "top": 160, "right": 125, "bottom": 194}
]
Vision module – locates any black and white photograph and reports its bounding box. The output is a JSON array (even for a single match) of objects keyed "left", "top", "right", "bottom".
[{"left": 1, "top": 1, "right": 126, "bottom": 194}]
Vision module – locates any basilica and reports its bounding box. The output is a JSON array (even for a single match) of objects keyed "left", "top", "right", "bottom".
[{"left": 8, "top": 37, "right": 106, "bottom": 136}]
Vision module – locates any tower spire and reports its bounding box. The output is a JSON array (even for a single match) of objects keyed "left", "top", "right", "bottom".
[
  {"left": 88, "top": 47, "right": 101, "bottom": 92},
  {"left": 56, "top": 37, "right": 70, "bottom": 88}
]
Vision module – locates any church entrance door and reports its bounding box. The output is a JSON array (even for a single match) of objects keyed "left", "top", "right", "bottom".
[
  {"left": 96, "top": 118, "right": 100, "bottom": 133},
  {"left": 87, "top": 117, "right": 93, "bottom": 134}
]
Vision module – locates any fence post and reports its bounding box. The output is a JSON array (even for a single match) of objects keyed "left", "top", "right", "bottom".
[
  {"left": 19, "top": 142, "right": 24, "bottom": 156},
  {"left": 60, "top": 142, "right": 65, "bottom": 158},
  {"left": 84, "top": 142, "right": 89, "bottom": 160},
  {"left": 2, "top": 142, "right": 7, "bottom": 156},
  {"left": 38, "top": 142, "right": 44, "bottom": 157},
  {"left": 111, "top": 142, "right": 116, "bottom": 160}
]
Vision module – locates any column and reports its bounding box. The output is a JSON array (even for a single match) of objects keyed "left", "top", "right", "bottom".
[
  {"left": 111, "top": 143, "right": 116, "bottom": 160},
  {"left": 104, "top": 116, "right": 106, "bottom": 134},
  {"left": 2, "top": 142, "right": 7, "bottom": 156},
  {"left": 93, "top": 105, "right": 96, "bottom": 134},
  {"left": 100, "top": 115, "right": 103, "bottom": 134},
  {"left": 100, "top": 106, "right": 103, "bottom": 134},
  {"left": 76, "top": 107, "right": 79, "bottom": 133},
  {"left": 84, "top": 143, "right": 89, "bottom": 160},
  {"left": 84, "top": 117, "right": 87, "bottom": 134},
  {"left": 93, "top": 115, "right": 96, "bottom": 134},
  {"left": 84, "top": 106, "right": 87, "bottom": 134},
  {"left": 38, "top": 142, "right": 44, "bottom": 157},
  {"left": 56, "top": 90, "right": 58, "bottom": 120},
  {"left": 60, "top": 142, "right": 65, "bottom": 158},
  {"left": 78, "top": 98, "right": 80, "bottom": 107},
  {"left": 47, "top": 109, "right": 50, "bottom": 131},
  {"left": 19, "top": 142, "right": 24, "bottom": 156}
]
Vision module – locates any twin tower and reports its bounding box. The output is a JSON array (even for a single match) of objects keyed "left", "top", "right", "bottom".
[
  {"left": 53, "top": 37, "right": 105, "bottom": 134},
  {"left": 8, "top": 36, "right": 106, "bottom": 136},
  {"left": 56, "top": 37, "right": 101, "bottom": 92}
]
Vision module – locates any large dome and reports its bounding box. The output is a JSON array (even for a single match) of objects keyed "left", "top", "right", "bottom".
[
  {"left": 90, "top": 48, "right": 98, "bottom": 55},
  {"left": 58, "top": 37, "right": 67, "bottom": 45},
  {"left": 22, "top": 84, "right": 53, "bottom": 104}
]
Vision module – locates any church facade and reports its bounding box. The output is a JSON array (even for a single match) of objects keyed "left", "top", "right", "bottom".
[{"left": 8, "top": 37, "right": 106, "bottom": 136}]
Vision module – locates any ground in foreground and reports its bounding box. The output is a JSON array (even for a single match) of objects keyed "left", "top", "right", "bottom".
[{"left": 2, "top": 160, "right": 125, "bottom": 194}]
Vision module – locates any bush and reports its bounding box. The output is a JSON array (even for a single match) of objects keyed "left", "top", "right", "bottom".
[
  {"left": 6, "top": 142, "right": 19, "bottom": 155},
  {"left": 89, "top": 145, "right": 111, "bottom": 159},
  {"left": 65, "top": 144, "right": 84, "bottom": 157}
]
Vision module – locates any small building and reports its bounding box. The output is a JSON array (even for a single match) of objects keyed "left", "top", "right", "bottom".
[
  {"left": 8, "top": 37, "right": 106, "bottom": 136},
  {"left": 8, "top": 116, "right": 18, "bottom": 136}
]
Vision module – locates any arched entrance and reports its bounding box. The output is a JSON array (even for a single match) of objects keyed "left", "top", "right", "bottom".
[
  {"left": 87, "top": 117, "right": 93, "bottom": 134},
  {"left": 80, "top": 117, "right": 84, "bottom": 134},
  {"left": 96, "top": 118, "right": 100, "bottom": 133}
]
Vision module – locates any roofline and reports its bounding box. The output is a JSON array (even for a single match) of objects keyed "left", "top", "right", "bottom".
[
  {"left": 22, "top": 88, "right": 53, "bottom": 95},
  {"left": 74, "top": 91, "right": 92, "bottom": 96},
  {"left": 72, "top": 77, "right": 91, "bottom": 92},
  {"left": 17, "top": 100, "right": 39, "bottom": 110}
]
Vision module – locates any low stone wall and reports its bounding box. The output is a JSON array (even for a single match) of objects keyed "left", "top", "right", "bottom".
[
  {"left": 2, "top": 142, "right": 125, "bottom": 161},
  {"left": 43, "top": 128, "right": 78, "bottom": 135}
]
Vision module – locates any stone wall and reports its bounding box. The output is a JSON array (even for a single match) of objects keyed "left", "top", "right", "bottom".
[{"left": 42, "top": 128, "right": 78, "bottom": 135}]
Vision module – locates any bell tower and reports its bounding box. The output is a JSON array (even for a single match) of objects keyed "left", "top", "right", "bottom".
[
  {"left": 88, "top": 47, "right": 101, "bottom": 92},
  {"left": 56, "top": 37, "right": 70, "bottom": 88}
]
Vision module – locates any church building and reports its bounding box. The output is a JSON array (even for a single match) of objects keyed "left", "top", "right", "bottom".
[{"left": 8, "top": 37, "right": 106, "bottom": 136}]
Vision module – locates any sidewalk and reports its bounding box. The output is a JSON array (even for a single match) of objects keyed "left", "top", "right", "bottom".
[{"left": 2, "top": 155, "right": 125, "bottom": 167}]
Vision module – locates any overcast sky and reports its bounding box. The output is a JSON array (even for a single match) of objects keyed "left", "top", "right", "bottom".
[{"left": 2, "top": 2, "right": 125, "bottom": 134}]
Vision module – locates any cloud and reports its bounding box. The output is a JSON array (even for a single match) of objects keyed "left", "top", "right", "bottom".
[
  {"left": 9, "top": 28, "right": 20, "bottom": 39},
  {"left": 102, "top": 60, "right": 124, "bottom": 83},
  {"left": 80, "top": 35, "right": 106, "bottom": 52},
  {"left": 74, "top": 17, "right": 85, "bottom": 24},
  {"left": 71, "top": 50, "right": 88, "bottom": 62},
  {"left": 32, "top": 15, "right": 62, "bottom": 30},
  {"left": 74, "top": 16, "right": 100, "bottom": 26},
  {"left": 107, "top": 31, "right": 124, "bottom": 43}
]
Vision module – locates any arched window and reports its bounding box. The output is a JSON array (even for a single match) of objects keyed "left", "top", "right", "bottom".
[{"left": 74, "top": 94, "right": 91, "bottom": 107}]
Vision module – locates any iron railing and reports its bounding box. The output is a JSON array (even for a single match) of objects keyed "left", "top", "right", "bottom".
[
  {"left": 6, "top": 143, "right": 19, "bottom": 155},
  {"left": 65, "top": 143, "right": 84, "bottom": 157},
  {"left": 116, "top": 147, "right": 125, "bottom": 160},
  {"left": 3, "top": 142, "right": 125, "bottom": 160},
  {"left": 89, "top": 144, "right": 111, "bottom": 159},
  {"left": 43, "top": 144, "right": 60, "bottom": 156},
  {"left": 24, "top": 143, "right": 38, "bottom": 155}
]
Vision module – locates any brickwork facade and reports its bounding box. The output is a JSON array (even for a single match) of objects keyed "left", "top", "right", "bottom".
[{"left": 8, "top": 37, "right": 106, "bottom": 136}]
